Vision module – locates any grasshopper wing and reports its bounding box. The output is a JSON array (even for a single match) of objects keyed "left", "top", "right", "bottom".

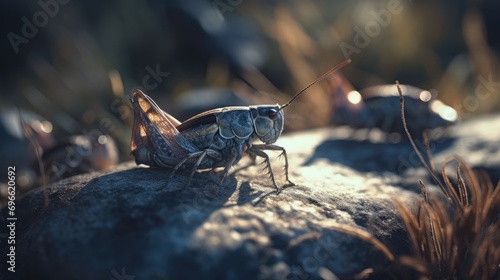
[{"left": 131, "top": 90, "right": 199, "bottom": 157}]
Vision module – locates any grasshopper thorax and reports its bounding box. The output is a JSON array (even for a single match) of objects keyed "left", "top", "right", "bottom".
[{"left": 250, "top": 104, "right": 284, "bottom": 144}]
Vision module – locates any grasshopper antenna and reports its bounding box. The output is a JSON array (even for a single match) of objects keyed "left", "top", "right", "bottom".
[{"left": 280, "top": 58, "right": 352, "bottom": 110}]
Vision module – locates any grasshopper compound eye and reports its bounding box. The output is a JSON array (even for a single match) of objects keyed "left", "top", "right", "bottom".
[{"left": 268, "top": 109, "right": 278, "bottom": 120}]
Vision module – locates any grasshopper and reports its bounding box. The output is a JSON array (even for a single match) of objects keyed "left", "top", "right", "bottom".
[{"left": 130, "top": 59, "right": 350, "bottom": 191}]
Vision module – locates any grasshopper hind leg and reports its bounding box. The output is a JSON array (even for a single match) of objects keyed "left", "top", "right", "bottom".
[{"left": 157, "top": 149, "right": 222, "bottom": 190}]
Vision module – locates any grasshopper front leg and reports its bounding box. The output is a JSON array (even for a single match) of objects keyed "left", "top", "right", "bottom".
[
  {"left": 247, "top": 144, "right": 295, "bottom": 191},
  {"left": 251, "top": 144, "right": 295, "bottom": 187}
]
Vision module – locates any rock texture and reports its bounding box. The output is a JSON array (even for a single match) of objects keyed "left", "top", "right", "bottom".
[{"left": 1, "top": 114, "right": 499, "bottom": 280}]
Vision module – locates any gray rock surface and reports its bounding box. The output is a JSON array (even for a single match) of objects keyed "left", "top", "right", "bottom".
[{"left": 1, "top": 114, "right": 499, "bottom": 280}]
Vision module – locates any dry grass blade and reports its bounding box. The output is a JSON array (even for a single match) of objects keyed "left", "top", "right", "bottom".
[
  {"left": 440, "top": 159, "right": 464, "bottom": 210},
  {"left": 396, "top": 81, "right": 450, "bottom": 200},
  {"left": 325, "top": 223, "right": 395, "bottom": 262},
  {"left": 394, "top": 201, "right": 424, "bottom": 258},
  {"left": 353, "top": 268, "right": 374, "bottom": 280},
  {"left": 398, "top": 256, "right": 428, "bottom": 275},
  {"left": 286, "top": 231, "right": 322, "bottom": 250},
  {"left": 456, "top": 164, "right": 469, "bottom": 206},
  {"left": 419, "top": 180, "right": 428, "bottom": 202},
  {"left": 423, "top": 132, "right": 436, "bottom": 172}
]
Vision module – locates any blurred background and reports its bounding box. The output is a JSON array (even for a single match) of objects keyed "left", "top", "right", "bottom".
[{"left": 1, "top": 0, "right": 499, "bottom": 194}]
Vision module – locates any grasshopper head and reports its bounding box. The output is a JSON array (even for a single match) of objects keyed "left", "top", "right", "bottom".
[{"left": 250, "top": 105, "right": 284, "bottom": 144}]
